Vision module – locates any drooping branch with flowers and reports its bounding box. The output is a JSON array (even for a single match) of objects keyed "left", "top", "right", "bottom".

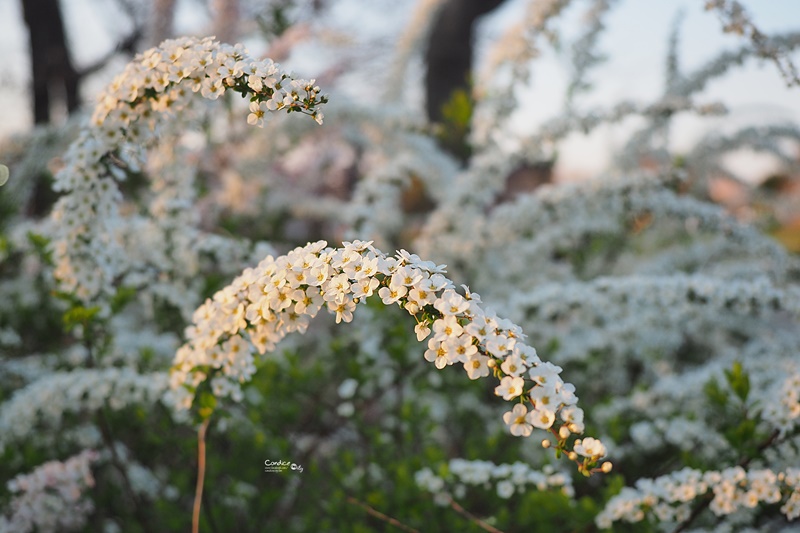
[
  {"left": 170, "top": 240, "right": 609, "bottom": 475},
  {"left": 48, "top": 36, "right": 327, "bottom": 305}
]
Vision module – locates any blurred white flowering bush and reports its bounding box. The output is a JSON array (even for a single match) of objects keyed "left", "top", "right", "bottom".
[{"left": 1, "top": 1, "right": 799, "bottom": 532}]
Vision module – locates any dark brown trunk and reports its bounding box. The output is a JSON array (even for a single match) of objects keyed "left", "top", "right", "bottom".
[
  {"left": 21, "top": 0, "right": 81, "bottom": 124},
  {"left": 424, "top": 0, "right": 506, "bottom": 122}
]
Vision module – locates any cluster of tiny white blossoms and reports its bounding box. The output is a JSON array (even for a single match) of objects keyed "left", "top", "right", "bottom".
[
  {"left": 429, "top": 173, "right": 790, "bottom": 294},
  {"left": 47, "top": 35, "right": 326, "bottom": 303},
  {"left": 0, "top": 449, "right": 99, "bottom": 533},
  {"left": 591, "top": 346, "right": 800, "bottom": 470},
  {"left": 170, "top": 240, "right": 606, "bottom": 471},
  {"left": 508, "top": 274, "right": 800, "bottom": 367},
  {"left": 0, "top": 369, "right": 168, "bottom": 453},
  {"left": 415, "top": 459, "right": 574, "bottom": 504},
  {"left": 596, "top": 466, "right": 800, "bottom": 529}
]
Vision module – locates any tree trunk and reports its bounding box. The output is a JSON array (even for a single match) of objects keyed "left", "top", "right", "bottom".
[
  {"left": 423, "top": 0, "right": 506, "bottom": 123},
  {"left": 147, "top": 0, "right": 177, "bottom": 47},
  {"left": 21, "top": 0, "right": 81, "bottom": 124},
  {"left": 213, "top": 0, "right": 240, "bottom": 44}
]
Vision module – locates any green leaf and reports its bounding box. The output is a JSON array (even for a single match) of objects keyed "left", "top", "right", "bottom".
[
  {"left": 62, "top": 305, "right": 101, "bottom": 331},
  {"left": 27, "top": 231, "right": 53, "bottom": 264},
  {"left": 197, "top": 391, "right": 217, "bottom": 420},
  {"left": 724, "top": 361, "right": 750, "bottom": 402},
  {"left": 704, "top": 378, "right": 728, "bottom": 408},
  {"left": 724, "top": 418, "right": 757, "bottom": 451},
  {"left": 110, "top": 286, "right": 137, "bottom": 314}
]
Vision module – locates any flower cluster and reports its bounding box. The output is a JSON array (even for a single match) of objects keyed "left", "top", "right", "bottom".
[
  {"left": 595, "top": 342, "right": 800, "bottom": 459},
  {"left": 415, "top": 459, "right": 574, "bottom": 504},
  {"left": 0, "top": 450, "right": 99, "bottom": 533},
  {"left": 0, "top": 369, "right": 169, "bottom": 452},
  {"left": 47, "top": 35, "right": 326, "bottom": 304},
  {"left": 596, "top": 466, "right": 800, "bottom": 529},
  {"left": 170, "top": 240, "right": 605, "bottom": 470},
  {"left": 509, "top": 274, "right": 800, "bottom": 367}
]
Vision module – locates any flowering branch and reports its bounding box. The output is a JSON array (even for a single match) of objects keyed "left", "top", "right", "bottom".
[
  {"left": 169, "top": 240, "right": 607, "bottom": 472},
  {"left": 48, "top": 36, "right": 327, "bottom": 304},
  {"left": 671, "top": 429, "right": 784, "bottom": 533},
  {"left": 597, "top": 461, "right": 800, "bottom": 529},
  {"left": 705, "top": 0, "right": 800, "bottom": 86},
  {"left": 1, "top": 450, "right": 99, "bottom": 533}
]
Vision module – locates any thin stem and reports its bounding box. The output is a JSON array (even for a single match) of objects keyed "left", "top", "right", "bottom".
[
  {"left": 346, "top": 496, "right": 420, "bottom": 533},
  {"left": 448, "top": 496, "right": 506, "bottom": 533},
  {"left": 193, "top": 418, "right": 211, "bottom": 533}
]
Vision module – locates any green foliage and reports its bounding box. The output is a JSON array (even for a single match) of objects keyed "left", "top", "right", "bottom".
[
  {"left": 26, "top": 231, "right": 53, "bottom": 265},
  {"left": 724, "top": 361, "right": 750, "bottom": 403},
  {"left": 62, "top": 304, "right": 101, "bottom": 333},
  {"left": 437, "top": 88, "right": 473, "bottom": 161},
  {"left": 110, "top": 286, "right": 138, "bottom": 314},
  {"left": 702, "top": 362, "right": 768, "bottom": 459}
]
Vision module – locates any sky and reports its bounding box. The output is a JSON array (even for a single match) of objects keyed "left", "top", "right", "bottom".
[
  {"left": 1, "top": 0, "right": 799, "bottom": 180},
  {"left": 481, "top": 0, "right": 800, "bottom": 179}
]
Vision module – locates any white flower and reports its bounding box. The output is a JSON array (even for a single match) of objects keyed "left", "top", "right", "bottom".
[
  {"left": 434, "top": 289, "right": 469, "bottom": 315},
  {"left": 378, "top": 284, "right": 407, "bottom": 305},
  {"left": 529, "top": 361, "right": 562, "bottom": 387},
  {"left": 527, "top": 407, "right": 555, "bottom": 430},
  {"left": 503, "top": 404, "right": 533, "bottom": 436},
  {"left": 350, "top": 277, "right": 377, "bottom": 299},
  {"left": 495, "top": 376, "right": 525, "bottom": 400},
  {"left": 464, "top": 314, "right": 496, "bottom": 341},
  {"left": 424, "top": 339, "right": 451, "bottom": 369},
  {"left": 327, "top": 298, "right": 356, "bottom": 324},
  {"left": 247, "top": 101, "right": 270, "bottom": 127},
  {"left": 574, "top": 437, "right": 606, "bottom": 458},
  {"left": 463, "top": 354, "right": 490, "bottom": 380},
  {"left": 338, "top": 378, "right": 358, "bottom": 399},
  {"left": 408, "top": 286, "right": 436, "bottom": 308},
  {"left": 447, "top": 335, "right": 478, "bottom": 363},
  {"left": 497, "top": 479, "right": 515, "bottom": 499},
  {"left": 500, "top": 354, "right": 526, "bottom": 376},
  {"left": 200, "top": 78, "right": 224, "bottom": 99},
  {"left": 392, "top": 265, "right": 423, "bottom": 287},
  {"left": 337, "top": 402, "right": 355, "bottom": 417},
  {"left": 415, "top": 322, "right": 432, "bottom": 341},
  {"left": 485, "top": 334, "right": 515, "bottom": 357},
  {"left": 432, "top": 315, "right": 464, "bottom": 342}
]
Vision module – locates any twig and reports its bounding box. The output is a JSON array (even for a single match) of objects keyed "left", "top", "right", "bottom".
[
  {"left": 705, "top": 0, "right": 800, "bottom": 86},
  {"left": 346, "top": 496, "right": 420, "bottom": 533},
  {"left": 448, "top": 496, "right": 506, "bottom": 533},
  {"left": 193, "top": 418, "right": 211, "bottom": 533}
]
